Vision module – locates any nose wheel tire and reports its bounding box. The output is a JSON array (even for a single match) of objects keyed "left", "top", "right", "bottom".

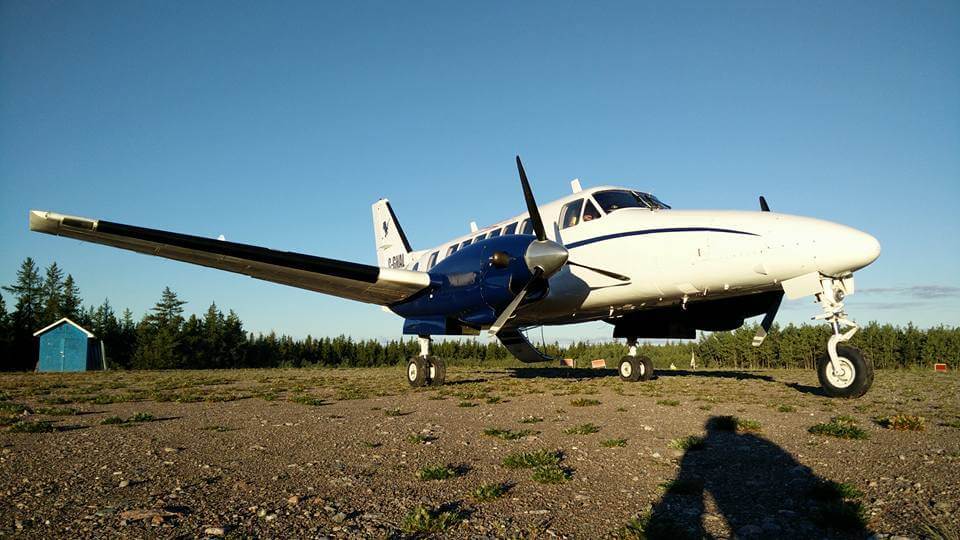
[
  {"left": 816, "top": 345, "right": 873, "bottom": 398},
  {"left": 407, "top": 357, "right": 429, "bottom": 387},
  {"left": 427, "top": 357, "right": 446, "bottom": 386},
  {"left": 619, "top": 355, "right": 653, "bottom": 382}
]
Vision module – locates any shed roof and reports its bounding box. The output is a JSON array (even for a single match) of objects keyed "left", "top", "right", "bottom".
[{"left": 33, "top": 317, "right": 96, "bottom": 338}]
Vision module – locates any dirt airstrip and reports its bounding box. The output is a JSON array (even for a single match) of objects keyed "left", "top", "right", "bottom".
[{"left": 1, "top": 366, "right": 958, "bottom": 539}]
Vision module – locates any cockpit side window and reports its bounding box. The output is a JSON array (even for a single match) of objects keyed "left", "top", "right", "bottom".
[
  {"left": 593, "top": 190, "right": 647, "bottom": 213},
  {"left": 559, "top": 199, "right": 584, "bottom": 229},
  {"left": 427, "top": 251, "right": 439, "bottom": 269},
  {"left": 519, "top": 219, "right": 533, "bottom": 235},
  {"left": 582, "top": 200, "right": 601, "bottom": 223}
]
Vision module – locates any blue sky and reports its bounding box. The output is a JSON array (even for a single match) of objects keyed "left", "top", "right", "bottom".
[{"left": 1, "top": 1, "right": 958, "bottom": 342}]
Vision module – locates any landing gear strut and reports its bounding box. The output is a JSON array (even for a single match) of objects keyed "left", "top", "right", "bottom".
[
  {"left": 618, "top": 338, "right": 653, "bottom": 382},
  {"left": 406, "top": 335, "right": 446, "bottom": 388},
  {"left": 812, "top": 277, "right": 874, "bottom": 398}
]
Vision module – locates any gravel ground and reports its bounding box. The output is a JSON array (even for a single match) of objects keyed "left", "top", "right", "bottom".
[{"left": 0, "top": 366, "right": 958, "bottom": 539}]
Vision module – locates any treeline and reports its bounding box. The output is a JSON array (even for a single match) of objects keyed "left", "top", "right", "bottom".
[{"left": 2, "top": 257, "right": 957, "bottom": 371}]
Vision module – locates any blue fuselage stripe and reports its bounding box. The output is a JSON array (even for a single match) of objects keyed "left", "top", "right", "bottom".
[{"left": 565, "top": 227, "right": 759, "bottom": 249}]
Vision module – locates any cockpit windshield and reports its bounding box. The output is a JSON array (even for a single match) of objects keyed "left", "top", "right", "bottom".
[{"left": 593, "top": 189, "right": 670, "bottom": 212}]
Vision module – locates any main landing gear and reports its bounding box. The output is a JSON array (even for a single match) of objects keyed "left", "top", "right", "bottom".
[
  {"left": 618, "top": 338, "right": 654, "bottom": 382},
  {"left": 812, "top": 277, "right": 874, "bottom": 398},
  {"left": 406, "top": 336, "right": 446, "bottom": 387}
]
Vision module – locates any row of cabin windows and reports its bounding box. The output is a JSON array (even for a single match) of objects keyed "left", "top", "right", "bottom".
[{"left": 416, "top": 190, "right": 670, "bottom": 271}]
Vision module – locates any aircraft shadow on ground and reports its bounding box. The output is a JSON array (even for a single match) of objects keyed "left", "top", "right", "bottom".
[
  {"left": 507, "top": 367, "right": 775, "bottom": 382},
  {"left": 641, "top": 416, "right": 871, "bottom": 540}
]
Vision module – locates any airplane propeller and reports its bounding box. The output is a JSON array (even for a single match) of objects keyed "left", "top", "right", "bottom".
[{"left": 488, "top": 157, "right": 630, "bottom": 336}]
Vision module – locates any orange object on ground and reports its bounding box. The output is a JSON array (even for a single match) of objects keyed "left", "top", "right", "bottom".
[
  {"left": 934, "top": 363, "right": 948, "bottom": 372},
  {"left": 591, "top": 359, "right": 606, "bottom": 369}
]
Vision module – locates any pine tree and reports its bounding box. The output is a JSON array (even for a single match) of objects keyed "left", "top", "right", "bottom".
[
  {"left": 133, "top": 287, "right": 187, "bottom": 369},
  {"left": 61, "top": 274, "right": 82, "bottom": 320},
  {"left": 40, "top": 262, "right": 64, "bottom": 324},
  {"left": 2, "top": 258, "right": 44, "bottom": 370}
]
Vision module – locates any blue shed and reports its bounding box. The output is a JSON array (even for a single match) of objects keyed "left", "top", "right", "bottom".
[{"left": 33, "top": 318, "right": 106, "bottom": 372}]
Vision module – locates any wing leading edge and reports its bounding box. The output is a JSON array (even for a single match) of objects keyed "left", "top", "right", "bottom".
[{"left": 29, "top": 210, "right": 430, "bottom": 306}]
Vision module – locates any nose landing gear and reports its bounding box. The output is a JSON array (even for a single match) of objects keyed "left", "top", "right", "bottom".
[
  {"left": 406, "top": 335, "right": 446, "bottom": 387},
  {"left": 812, "top": 277, "right": 874, "bottom": 398}
]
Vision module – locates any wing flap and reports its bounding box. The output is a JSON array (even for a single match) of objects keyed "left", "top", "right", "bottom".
[{"left": 29, "top": 210, "right": 429, "bottom": 305}]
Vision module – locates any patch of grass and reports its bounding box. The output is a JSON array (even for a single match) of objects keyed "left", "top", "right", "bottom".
[
  {"left": 531, "top": 465, "right": 572, "bottom": 484},
  {"left": 941, "top": 419, "right": 960, "bottom": 429},
  {"left": 809, "top": 416, "right": 869, "bottom": 439},
  {"left": 416, "top": 464, "right": 461, "bottom": 481},
  {"left": 601, "top": 438, "right": 627, "bottom": 448},
  {"left": 698, "top": 405, "right": 712, "bottom": 411},
  {"left": 617, "top": 513, "right": 688, "bottom": 539},
  {"left": 483, "top": 427, "right": 536, "bottom": 441},
  {"left": 0, "top": 414, "right": 18, "bottom": 426},
  {"left": 407, "top": 433, "right": 438, "bottom": 444},
  {"left": 335, "top": 387, "right": 370, "bottom": 400},
  {"left": 809, "top": 480, "right": 863, "bottom": 501},
  {"left": 736, "top": 418, "right": 762, "bottom": 432},
  {"left": 485, "top": 396, "right": 503, "bottom": 404},
  {"left": 877, "top": 414, "right": 925, "bottom": 431},
  {"left": 657, "top": 399, "right": 680, "bottom": 407},
  {"left": 0, "top": 402, "right": 29, "bottom": 414},
  {"left": 564, "top": 423, "right": 600, "bottom": 435},
  {"left": 669, "top": 435, "right": 707, "bottom": 451},
  {"left": 519, "top": 415, "right": 544, "bottom": 424},
  {"left": 660, "top": 477, "right": 705, "bottom": 495},
  {"left": 360, "top": 441, "right": 381, "bottom": 449},
  {"left": 502, "top": 449, "right": 562, "bottom": 469},
  {"left": 130, "top": 412, "right": 154, "bottom": 423},
  {"left": 616, "top": 407, "right": 628, "bottom": 412},
  {"left": 38, "top": 396, "right": 72, "bottom": 405},
  {"left": 457, "top": 401, "right": 478, "bottom": 408},
  {"left": 9, "top": 420, "right": 55, "bottom": 433},
  {"left": 290, "top": 395, "right": 326, "bottom": 406},
  {"left": 401, "top": 504, "right": 462, "bottom": 534},
  {"left": 36, "top": 407, "right": 77, "bottom": 416},
  {"left": 472, "top": 483, "right": 509, "bottom": 502},
  {"left": 101, "top": 416, "right": 125, "bottom": 425},
  {"left": 384, "top": 407, "right": 405, "bottom": 417},
  {"left": 778, "top": 404, "right": 796, "bottom": 413},
  {"left": 570, "top": 398, "right": 601, "bottom": 407}
]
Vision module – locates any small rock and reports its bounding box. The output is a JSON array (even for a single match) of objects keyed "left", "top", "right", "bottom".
[
  {"left": 264, "top": 513, "right": 276, "bottom": 522},
  {"left": 287, "top": 496, "right": 300, "bottom": 505},
  {"left": 118, "top": 480, "right": 130, "bottom": 488},
  {"left": 204, "top": 527, "right": 225, "bottom": 536},
  {"left": 332, "top": 512, "right": 347, "bottom": 523}
]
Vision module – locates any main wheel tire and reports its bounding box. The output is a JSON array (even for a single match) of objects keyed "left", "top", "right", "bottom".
[
  {"left": 638, "top": 355, "right": 654, "bottom": 381},
  {"left": 406, "top": 357, "right": 429, "bottom": 388},
  {"left": 618, "top": 355, "right": 654, "bottom": 382},
  {"left": 427, "top": 357, "right": 446, "bottom": 386},
  {"left": 619, "top": 356, "right": 641, "bottom": 382},
  {"left": 816, "top": 345, "right": 874, "bottom": 398}
]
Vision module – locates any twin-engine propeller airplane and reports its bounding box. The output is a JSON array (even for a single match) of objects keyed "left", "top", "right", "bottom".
[{"left": 29, "top": 157, "right": 881, "bottom": 397}]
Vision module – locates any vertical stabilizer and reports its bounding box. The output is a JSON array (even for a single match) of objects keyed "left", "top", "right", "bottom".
[{"left": 372, "top": 199, "right": 412, "bottom": 269}]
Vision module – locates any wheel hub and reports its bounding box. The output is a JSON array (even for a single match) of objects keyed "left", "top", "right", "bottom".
[
  {"left": 408, "top": 363, "right": 418, "bottom": 381},
  {"left": 620, "top": 362, "right": 632, "bottom": 377},
  {"left": 825, "top": 357, "right": 855, "bottom": 388}
]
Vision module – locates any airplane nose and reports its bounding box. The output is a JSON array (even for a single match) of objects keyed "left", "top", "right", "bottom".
[{"left": 834, "top": 227, "right": 881, "bottom": 272}]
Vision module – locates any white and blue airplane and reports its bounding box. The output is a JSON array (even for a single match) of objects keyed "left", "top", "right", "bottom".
[{"left": 29, "top": 157, "right": 881, "bottom": 397}]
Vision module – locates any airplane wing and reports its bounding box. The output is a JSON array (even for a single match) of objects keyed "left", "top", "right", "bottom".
[{"left": 29, "top": 210, "right": 430, "bottom": 306}]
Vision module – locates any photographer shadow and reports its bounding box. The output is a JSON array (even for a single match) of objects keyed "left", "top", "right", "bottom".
[{"left": 643, "top": 416, "right": 871, "bottom": 539}]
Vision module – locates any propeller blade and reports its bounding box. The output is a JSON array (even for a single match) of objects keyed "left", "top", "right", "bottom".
[
  {"left": 752, "top": 291, "right": 783, "bottom": 346},
  {"left": 759, "top": 196, "right": 770, "bottom": 212},
  {"left": 516, "top": 156, "right": 547, "bottom": 241},
  {"left": 567, "top": 261, "right": 631, "bottom": 282},
  {"left": 489, "top": 267, "right": 544, "bottom": 336}
]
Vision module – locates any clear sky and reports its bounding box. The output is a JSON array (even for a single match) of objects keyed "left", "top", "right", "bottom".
[{"left": 2, "top": 1, "right": 958, "bottom": 343}]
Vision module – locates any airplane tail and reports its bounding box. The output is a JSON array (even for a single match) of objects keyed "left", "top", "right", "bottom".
[{"left": 372, "top": 199, "right": 412, "bottom": 269}]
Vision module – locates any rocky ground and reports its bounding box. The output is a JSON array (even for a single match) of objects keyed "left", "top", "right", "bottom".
[{"left": 0, "top": 366, "right": 957, "bottom": 539}]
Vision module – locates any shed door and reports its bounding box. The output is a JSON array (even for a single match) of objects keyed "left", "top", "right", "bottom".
[{"left": 63, "top": 334, "right": 86, "bottom": 371}]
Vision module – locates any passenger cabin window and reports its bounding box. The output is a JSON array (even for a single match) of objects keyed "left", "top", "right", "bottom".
[
  {"left": 559, "top": 199, "right": 584, "bottom": 229},
  {"left": 582, "top": 200, "right": 601, "bottom": 223},
  {"left": 488, "top": 228, "right": 502, "bottom": 238},
  {"left": 503, "top": 222, "right": 518, "bottom": 235},
  {"left": 519, "top": 219, "right": 533, "bottom": 235},
  {"left": 459, "top": 238, "right": 472, "bottom": 249},
  {"left": 427, "top": 251, "right": 439, "bottom": 269},
  {"left": 473, "top": 235, "right": 484, "bottom": 244},
  {"left": 446, "top": 245, "right": 458, "bottom": 257}
]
